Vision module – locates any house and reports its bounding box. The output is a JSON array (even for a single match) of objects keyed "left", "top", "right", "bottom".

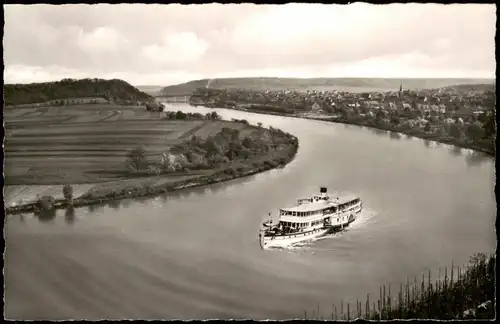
[
  {"left": 430, "top": 105, "right": 440, "bottom": 112},
  {"left": 311, "top": 102, "right": 321, "bottom": 111},
  {"left": 367, "top": 101, "right": 380, "bottom": 109},
  {"left": 388, "top": 102, "right": 397, "bottom": 110}
]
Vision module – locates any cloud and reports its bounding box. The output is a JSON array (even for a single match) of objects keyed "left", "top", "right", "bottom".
[
  {"left": 141, "top": 31, "right": 209, "bottom": 65},
  {"left": 76, "top": 26, "right": 131, "bottom": 54},
  {"left": 3, "top": 3, "right": 496, "bottom": 85}
]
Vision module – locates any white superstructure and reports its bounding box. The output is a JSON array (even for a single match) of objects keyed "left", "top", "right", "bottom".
[{"left": 259, "top": 187, "right": 362, "bottom": 249}]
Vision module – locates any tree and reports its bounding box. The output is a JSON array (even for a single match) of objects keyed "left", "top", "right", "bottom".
[
  {"left": 437, "top": 126, "right": 447, "bottom": 137},
  {"left": 424, "top": 122, "right": 431, "bottom": 133},
  {"left": 208, "top": 111, "right": 220, "bottom": 120},
  {"left": 465, "top": 122, "right": 485, "bottom": 144},
  {"left": 482, "top": 112, "right": 495, "bottom": 139},
  {"left": 175, "top": 110, "right": 187, "bottom": 120},
  {"left": 390, "top": 113, "right": 401, "bottom": 126},
  {"left": 242, "top": 136, "right": 254, "bottom": 149},
  {"left": 448, "top": 122, "right": 463, "bottom": 139},
  {"left": 36, "top": 195, "right": 56, "bottom": 212},
  {"left": 126, "top": 146, "right": 146, "bottom": 173},
  {"left": 161, "top": 152, "right": 176, "bottom": 172},
  {"left": 63, "top": 184, "right": 73, "bottom": 204},
  {"left": 65, "top": 206, "right": 75, "bottom": 225}
]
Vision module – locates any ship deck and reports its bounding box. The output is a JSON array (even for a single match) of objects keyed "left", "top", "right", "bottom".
[{"left": 280, "top": 194, "right": 359, "bottom": 212}]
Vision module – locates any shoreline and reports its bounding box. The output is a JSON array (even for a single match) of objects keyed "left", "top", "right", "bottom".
[
  {"left": 206, "top": 105, "right": 495, "bottom": 157},
  {"left": 5, "top": 137, "right": 299, "bottom": 216}
]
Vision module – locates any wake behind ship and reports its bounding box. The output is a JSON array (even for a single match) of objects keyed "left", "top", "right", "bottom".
[{"left": 259, "top": 187, "right": 362, "bottom": 249}]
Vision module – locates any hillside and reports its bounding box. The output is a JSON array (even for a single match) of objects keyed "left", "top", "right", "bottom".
[
  {"left": 440, "top": 83, "right": 496, "bottom": 92},
  {"left": 160, "top": 77, "right": 495, "bottom": 95},
  {"left": 4, "top": 78, "right": 154, "bottom": 106},
  {"left": 160, "top": 79, "right": 210, "bottom": 95}
]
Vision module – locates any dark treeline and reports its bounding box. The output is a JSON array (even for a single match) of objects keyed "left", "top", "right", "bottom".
[{"left": 4, "top": 78, "right": 153, "bottom": 105}]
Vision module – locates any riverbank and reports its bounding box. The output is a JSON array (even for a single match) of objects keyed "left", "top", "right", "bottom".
[
  {"left": 316, "top": 117, "right": 494, "bottom": 156},
  {"left": 202, "top": 105, "right": 495, "bottom": 157},
  {"left": 4, "top": 103, "right": 299, "bottom": 215},
  {"left": 5, "top": 134, "right": 299, "bottom": 215}
]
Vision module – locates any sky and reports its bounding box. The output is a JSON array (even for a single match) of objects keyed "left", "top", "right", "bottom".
[{"left": 3, "top": 3, "right": 497, "bottom": 86}]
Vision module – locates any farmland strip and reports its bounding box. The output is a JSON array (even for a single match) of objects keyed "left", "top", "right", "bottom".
[{"left": 178, "top": 121, "right": 209, "bottom": 139}]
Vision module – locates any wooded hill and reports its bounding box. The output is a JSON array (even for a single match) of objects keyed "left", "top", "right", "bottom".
[{"left": 4, "top": 78, "right": 154, "bottom": 106}]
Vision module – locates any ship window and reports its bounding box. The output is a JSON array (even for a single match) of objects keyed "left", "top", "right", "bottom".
[{"left": 292, "top": 212, "right": 296, "bottom": 216}]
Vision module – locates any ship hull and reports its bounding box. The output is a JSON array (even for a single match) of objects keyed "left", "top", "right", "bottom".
[{"left": 260, "top": 208, "right": 361, "bottom": 249}]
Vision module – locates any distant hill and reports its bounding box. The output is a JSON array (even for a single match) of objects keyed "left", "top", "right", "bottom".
[
  {"left": 160, "top": 77, "right": 495, "bottom": 95},
  {"left": 440, "top": 83, "right": 496, "bottom": 92},
  {"left": 135, "top": 85, "right": 165, "bottom": 96},
  {"left": 4, "top": 78, "right": 154, "bottom": 106},
  {"left": 160, "top": 80, "right": 210, "bottom": 96}
]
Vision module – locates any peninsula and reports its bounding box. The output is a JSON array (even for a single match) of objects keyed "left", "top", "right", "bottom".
[{"left": 4, "top": 78, "right": 298, "bottom": 215}]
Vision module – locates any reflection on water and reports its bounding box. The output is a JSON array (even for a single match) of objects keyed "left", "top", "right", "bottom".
[
  {"left": 449, "top": 146, "right": 463, "bottom": 156},
  {"left": 423, "top": 139, "right": 431, "bottom": 147},
  {"left": 389, "top": 131, "right": 402, "bottom": 140},
  {"left": 35, "top": 209, "right": 57, "bottom": 223},
  {"left": 369, "top": 127, "right": 387, "bottom": 137},
  {"left": 136, "top": 195, "right": 151, "bottom": 205},
  {"left": 106, "top": 200, "right": 121, "bottom": 210},
  {"left": 65, "top": 206, "right": 75, "bottom": 225},
  {"left": 465, "top": 151, "right": 489, "bottom": 168}
]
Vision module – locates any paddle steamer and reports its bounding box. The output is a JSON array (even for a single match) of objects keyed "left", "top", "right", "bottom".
[{"left": 259, "top": 187, "right": 362, "bottom": 249}]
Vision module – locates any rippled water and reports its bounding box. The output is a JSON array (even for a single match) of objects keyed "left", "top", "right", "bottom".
[{"left": 4, "top": 105, "right": 496, "bottom": 320}]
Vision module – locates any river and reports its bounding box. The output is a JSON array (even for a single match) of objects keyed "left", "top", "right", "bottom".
[{"left": 4, "top": 104, "right": 496, "bottom": 320}]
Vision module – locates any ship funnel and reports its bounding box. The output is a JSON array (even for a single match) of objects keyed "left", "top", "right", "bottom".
[{"left": 320, "top": 187, "right": 327, "bottom": 193}]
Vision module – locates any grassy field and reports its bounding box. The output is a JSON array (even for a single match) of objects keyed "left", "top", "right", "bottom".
[
  {"left": 3, "top": 104, "right": 261, "bottom": 207},
  {"left": 160, "top": 77, "right": 494, "bottom": 95}
]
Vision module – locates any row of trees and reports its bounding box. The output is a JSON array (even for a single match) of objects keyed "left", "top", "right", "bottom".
[
  {"left": 126, "top": 124, "right": 295, "bottom": 175},
  {"left": 162, "top": 110, "right": 221, "bottom": 121},
  {"left": 335, "top": 105, "right": 495, "bottom": 150}
]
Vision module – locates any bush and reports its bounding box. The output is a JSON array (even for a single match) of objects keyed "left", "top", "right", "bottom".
[
  {"left": 223, "top": 167, "right": 238, "bottom": 176},
  {"left": 63, "top": 184, "right": 73, "bottom": 202},
  {"left": 275, "top": 156, "right": 287, "bottom": 165},
  {"left": 36, "top": 195, "right": 56, "bottom": 212},
  {"left": 263, "top": 159, "right": 279, "bottom": 168}
]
